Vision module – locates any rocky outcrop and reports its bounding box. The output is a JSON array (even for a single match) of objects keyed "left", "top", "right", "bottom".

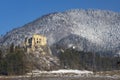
[{"left": 26, "top": 45, "right": 60, "bottom": 70}]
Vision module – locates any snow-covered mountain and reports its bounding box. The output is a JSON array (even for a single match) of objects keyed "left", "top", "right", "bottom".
[{"left": 0, "top": 9, "right": 120, "bottom": 54}]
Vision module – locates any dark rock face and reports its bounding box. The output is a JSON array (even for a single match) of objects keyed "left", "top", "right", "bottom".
[{"left": 0, "top": 9, "right": 120, "bottom": 54}]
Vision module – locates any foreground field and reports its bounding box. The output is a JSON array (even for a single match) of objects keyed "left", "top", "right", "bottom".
[{"left": 0, "top": 70, "right": 120, "bottom": 80}]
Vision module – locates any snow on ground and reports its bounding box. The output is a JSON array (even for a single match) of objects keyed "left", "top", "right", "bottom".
[
  {"left": 50, "top": 69, "right": 93, "bottom": 74},
  {"left": 27, "top": 69, "right": 93, "bottom": 77}
]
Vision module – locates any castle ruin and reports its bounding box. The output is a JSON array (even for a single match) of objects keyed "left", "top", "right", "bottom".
[{"left": 24, "top": 34, "right": 50, "bottom": 55}]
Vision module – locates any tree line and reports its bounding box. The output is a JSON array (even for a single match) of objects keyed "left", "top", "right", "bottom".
[
  {"left": 58, "top": 48, "right": 120, "bottom": 71},
  {"left": 0, "top": 43, "right": 31, "bottom": 75},
  {"left": 0, "top": 44, "right": 120, "bottom": 75}
]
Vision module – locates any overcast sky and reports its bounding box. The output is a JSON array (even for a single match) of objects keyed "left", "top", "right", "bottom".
[{"left": 0, "top": 0, "right": 120, "bottom": 35}]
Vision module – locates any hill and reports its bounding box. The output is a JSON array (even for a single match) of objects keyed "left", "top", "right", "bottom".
[{"left": 0, "top": 9, "right": 120, "bottom": 55}]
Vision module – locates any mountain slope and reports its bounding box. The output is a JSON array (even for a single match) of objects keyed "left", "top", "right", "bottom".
[{"left": 0, "top": 9, "right": 120, "bottom": 54}]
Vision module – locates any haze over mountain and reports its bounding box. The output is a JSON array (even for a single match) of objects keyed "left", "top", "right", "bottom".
[{"left": 0, "top": 9, "right": 120, "bottom": 54}]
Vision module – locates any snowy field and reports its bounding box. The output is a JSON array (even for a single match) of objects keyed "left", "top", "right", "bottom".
[
  {"left": 0, "top": 69, "right": 120, "bottom": 80},
  {"left": 27, "top": 69, "right": 94, "bottom": 77}
]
